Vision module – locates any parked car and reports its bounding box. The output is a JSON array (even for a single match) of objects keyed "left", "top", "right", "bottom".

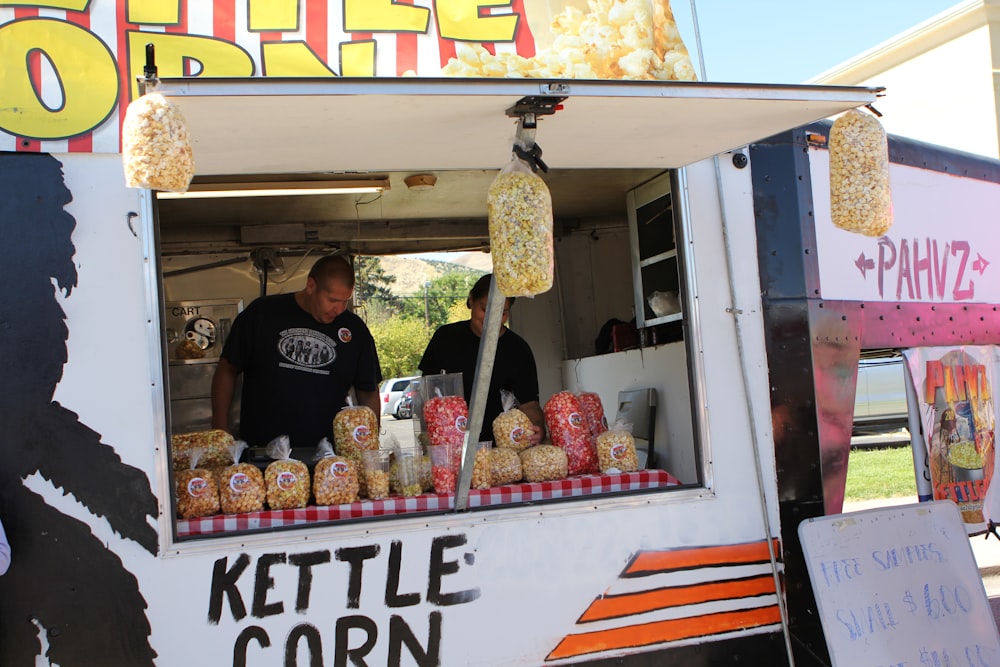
[
  {"left": 379, "top": 375, "right": 419, "bottom": 419},
  {"left": 853, "top": 354, "right": 910, "bottom": 436},
  {"left": 395, "top": 380, "right": 420, "bottom": 420}
]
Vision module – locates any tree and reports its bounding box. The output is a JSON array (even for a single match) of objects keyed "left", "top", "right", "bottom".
[
  {"left": 354, "top": 256, "right": 398, "bottom": 320},
  {"left": 400, "top": 272, "right": 481, "bottom": 331},
  {"left": 369, "top": 316, "right": 432, "bottom": 380},
  {"left": 446, "top": 299, "right": 469, "bottom": 324}
]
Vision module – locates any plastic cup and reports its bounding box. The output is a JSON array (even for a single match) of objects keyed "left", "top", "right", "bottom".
[
  {"left": 472, "top": 442, "right": 493, "bottom": 490},
  {"left": 362, "top": 449, "right": 390, "bottom": 500},
  {"left": 429, "top": 443, "right": 458, "bottom": 494},
  {"left": 394, "top": 449, "right": 423, "bottom": 497}
]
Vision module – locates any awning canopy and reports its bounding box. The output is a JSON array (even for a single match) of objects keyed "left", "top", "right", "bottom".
[{"left": 160, "top": 77, "right": 881, "bottom": 175}]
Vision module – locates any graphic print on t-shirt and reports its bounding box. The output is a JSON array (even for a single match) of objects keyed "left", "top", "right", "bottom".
[{"left": 278, "top": 327, "right": 336, "bottom": 375}]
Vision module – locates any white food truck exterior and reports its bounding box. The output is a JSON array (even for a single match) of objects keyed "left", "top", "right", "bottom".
[{"left": 3, "top": 3, "right": 1000, "bottom": 667}]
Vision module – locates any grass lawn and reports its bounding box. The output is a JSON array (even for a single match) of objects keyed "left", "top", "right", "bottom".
[{"left": 844, "top": 445, "right": 919, "bottom": 502}]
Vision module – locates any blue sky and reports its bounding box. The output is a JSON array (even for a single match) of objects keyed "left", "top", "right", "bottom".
[{"left": 676, "top": 0, "right": 960, "bottom": 83}]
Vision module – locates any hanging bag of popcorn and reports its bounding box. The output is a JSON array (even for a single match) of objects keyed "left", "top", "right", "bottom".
[
  {"left": 492, "top": 389, "right": 535, "bottom": 452},
  {"left": 175, "top": 447, "right": 221, "bottom": 519},
  {"left": 487, "top": 149, "right": 554, "bottom": 297},
  {"left": 829, "top": 107, "right": 892, "bottom": 237},
  {"left": 122, "top": 84, "right": 195, "bottom": 193},
  {"left": 218, "top": 440, "right": 265, "bottom": 515},
  {"left": 264, "top": 435, "right": 311, "bottom": 510}
]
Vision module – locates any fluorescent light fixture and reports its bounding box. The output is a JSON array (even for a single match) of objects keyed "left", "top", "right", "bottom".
[{"left": 156, "top": 178, "right": 390, "bottom": 200}]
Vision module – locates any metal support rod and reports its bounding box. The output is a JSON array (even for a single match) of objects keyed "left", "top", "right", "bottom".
[
  {"left": 162, "top": 255, "right": 249, "bottom": 278},
  {"left": 138, "top": 43, "right": 159, "bottom": 96},
  {"left": 455, "top": 276, "right": 505, "bottom": 510},
  {"left": 514, "top": 116, "right": 536, "bottom": 150},
  {"left": 144, "top": 43, "right": 157, "bottom": 79}
]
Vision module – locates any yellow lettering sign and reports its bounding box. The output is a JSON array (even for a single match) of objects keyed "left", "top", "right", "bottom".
[
  {"left": 249, "top": 0, "right": 300, "bottom": 32},
  {"left": 126, "top": 32, "right": 255, "bottom": 101},
  {"left": 261, "top": 42, "right": 336, "bottom": 76},
  {"left": 0, "top": 18, "right": 118, "bottom": 140},
  {"left": 436, "top": 0, "right": 517, "bottom": 42},
  {"left": 340, "top": 40, "right": 375, "bottom": 77},
  {"left": 343, "top": 0, "right": 430, "bottom": 33},
  {"left": 0, "top": 0, "right": 89, "bottom": 10},
  {"left": 126, "top": 0, "right": 180, "bottom": 25}
]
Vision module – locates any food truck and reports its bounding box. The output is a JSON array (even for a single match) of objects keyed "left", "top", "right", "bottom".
[{"left": 3, "top": 1, "right": 1000, "bottom": 666}]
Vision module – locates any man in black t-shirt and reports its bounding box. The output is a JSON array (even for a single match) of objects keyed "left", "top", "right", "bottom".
[
  {"left": 419, "top": 274, "right": 545, "bottom": 444},
  {"left": 211, "top": 255, "right": 381, "bottom": 448}
]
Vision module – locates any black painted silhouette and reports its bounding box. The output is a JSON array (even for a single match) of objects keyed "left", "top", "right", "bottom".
[{"left": 0, "top": 153, "right": 159, "bottom": 665}]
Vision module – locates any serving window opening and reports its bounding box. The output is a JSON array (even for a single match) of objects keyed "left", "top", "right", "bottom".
[{"left": 154, "top": 166, "right": 703, "bottom": 540}]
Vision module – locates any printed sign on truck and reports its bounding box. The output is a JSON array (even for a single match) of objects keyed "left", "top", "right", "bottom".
[
  {"left": 812, "top": 150, "right": 998, "bottom": 305},
  {"left": 0, "top": 0, "right": 696, "bottom": 154},
  {"left": 904, "top": 345, "right": 999, "bottom": 533}
]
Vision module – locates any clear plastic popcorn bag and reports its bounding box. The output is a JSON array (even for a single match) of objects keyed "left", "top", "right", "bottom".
[
  {"left": 544, "top": 391, "right": 598, "bottom": 475},
  {"left": 424, "top": 389, "right": 469, "bottom": 450},
  {"left": 596, "top": 420, "right": 640, "bottom": 474},
  {"left": 488, "top": 151, "right": 554, "bottom": 297},
  {"left": 492, "top": 389, "right": 535, "bottom": 452},
  {"left": 490, "top": 447, "right": 523, "bottom": 486},
  {"left": 519, "top": 445, "right": 568, "bottom": 483},
  {"left": 333, "top": 399, "right": 380, "bottom": 498},
  {"left": 313, "top": 438, "right": 360, "bottom": 506},
  {"left": 361, "top": 450, "right": 391, "bottom": 501},
  {"left": 264, "top": 435, "right": 311, "bottom": 510},
  {"left": 170, "top": 428, "right": 233, "bottom": 470},
  {"left": 577, "top": 391, "right": 609, "bottom": 439},
  {"left": 829, "top": 108, "right": 892, "bottom": 237},
  {"left": 441, "top": 0, "right": 696, "bottom": 82},
  {"left": 218, "top": 440, "right": 265, "bottom": 515},
  {"left": 471, "top": 441, "right": 493, "bottom": 490},
  {"left": 175, "top": 447, "right": 220, "bottom": 519},
  {"left": 122, "top": 86, "right": 195, "bottom": 193}
]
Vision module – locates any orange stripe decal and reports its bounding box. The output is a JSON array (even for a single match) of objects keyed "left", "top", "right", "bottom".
[
  {"left": 547, "top": 605, "right": 782, "bottom": 661},
  {"left": 579, "top": 575, "right": 777, "bottom": 623},
  {"left": 625, "top": 539, "right": 780, "bottom": 576}
]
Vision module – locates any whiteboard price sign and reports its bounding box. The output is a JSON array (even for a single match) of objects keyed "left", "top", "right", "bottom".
[{"left": 799, "top": 501, "right": 1000, "bottom": 667}]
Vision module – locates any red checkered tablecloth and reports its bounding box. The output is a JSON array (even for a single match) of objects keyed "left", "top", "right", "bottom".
[
  {"left": 465, "top": 469, "right": 678, "bottom": 506},
  {"left": 177, "top": 469, "right": 679, "bottom": 537}
]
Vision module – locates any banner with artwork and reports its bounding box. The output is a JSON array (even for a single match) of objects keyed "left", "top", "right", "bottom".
[
  {"left": 0, "top": 0, "right": 696, "bottom": 154},
  {"left": 903, "top": 346, "right": 998, "bottom": 533}
]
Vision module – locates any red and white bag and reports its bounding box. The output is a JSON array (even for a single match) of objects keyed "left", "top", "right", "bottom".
[{"left": 544, "top": 391, "right": 597, "bottom": 475}]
